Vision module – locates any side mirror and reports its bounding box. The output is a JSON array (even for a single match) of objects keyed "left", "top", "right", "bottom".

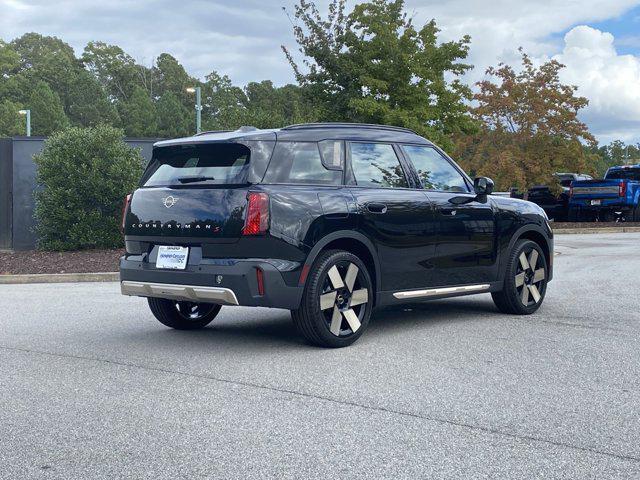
[{"left": 474, "top": 177, "right": 494, "bottom": 196}]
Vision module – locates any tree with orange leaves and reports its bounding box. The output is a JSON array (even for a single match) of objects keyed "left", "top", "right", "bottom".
[{"left": 455, "top": 49, "right": 599, "bottom": 191}]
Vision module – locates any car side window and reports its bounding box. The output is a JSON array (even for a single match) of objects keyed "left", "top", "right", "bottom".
[
  {"left": 349, "top": 142, "right": 408, "bottom": 188},
  {"left": 401, "top": 145, "right": 470, "bottom": 193},
  {"left": 262, "top": 142, "right": 342, "bottom": 185}
]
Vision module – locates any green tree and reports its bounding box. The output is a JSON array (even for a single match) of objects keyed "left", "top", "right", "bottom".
[
  {"left": 243, "top": 81, "right": 319, "bottom": 128},
  {"left": 202, "top": 71, "right": 247, "bottom": 130},
  {"left": 591, "top": 140, "right": 640, "bottom": 176},
  {"left": 10, "top": 33, "right": 85, "bottom": 115},
  {"left": 455, "top": 50, "right": 598, "bottom": 190},
  {"left": 82, "top": 41, "right": 142, "bottom": 101},
  {"left": 66, "top": 69, "right": 120, "bottom": 127},
  {"left": 283, "top": 0, "right": 476, "bottom": 150},
  {"left": 155, "top": 53, "right": 193, "bottom": 99},
  {"left": 0, "top": 100, "right": 24, "bottom": 136},
  {"left": 119, "top": 86, "right": 158, "bottom": 137},
  {"left": 0, "top": 40, "right": 20, "bottom": 78},
  {"left": 27, "top": 81, "right": 69, "bottom": 135},
  {"left": 34, "top": 125, "right": 144, "bottom": 250},
  {"left": 157, "top": 92, "right": 191, "bottom": 137}
]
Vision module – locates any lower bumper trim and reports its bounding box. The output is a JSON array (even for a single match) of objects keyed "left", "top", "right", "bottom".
[{"left": 121, "top": 281, "right": 239, "bottom": 305}]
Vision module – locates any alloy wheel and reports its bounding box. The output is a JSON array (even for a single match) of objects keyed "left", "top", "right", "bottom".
[
  {"left": 318, "top": 261, "right": 370, "bottom": 337},
  {"left": 175, "top": 301, "right": 216, "bottom": 320},
  {"left": 515, "top": 249, "right": 546, "bottom": 306}
]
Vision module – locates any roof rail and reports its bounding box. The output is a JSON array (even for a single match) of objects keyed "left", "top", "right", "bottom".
[
  {"left": 281, "top": 122, "right": 418, "bottom": 134},
  {"left": 193, "top": 130, "right": 231, "bottom": 136}
]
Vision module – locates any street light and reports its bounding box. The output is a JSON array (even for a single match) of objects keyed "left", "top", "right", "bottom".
[
  {"left": 18, "top": 109, "right": 31, "bottom": 137},
  {"left": 186, "top": 87, "right": 201, "bottom": 134}
]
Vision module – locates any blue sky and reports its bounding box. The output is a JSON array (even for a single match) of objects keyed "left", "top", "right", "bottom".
[
  {"left": 1, "top": 0, "right": 640, "bottom": 144},
  {"left": 589, "top": 4, "right": 640, "bottom": 55}
]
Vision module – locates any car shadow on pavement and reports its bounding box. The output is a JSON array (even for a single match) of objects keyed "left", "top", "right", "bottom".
[
  {"left": 127, "top": 295, "right": 501, "bottom": 350},
  {"left": 368, "top": 296, "right": 500, "bottom": 337}
]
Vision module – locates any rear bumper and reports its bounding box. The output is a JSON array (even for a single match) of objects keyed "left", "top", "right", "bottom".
[
  {"left": 119, "top": 256, "right": 304, "bottom": 310},
  {"left": 570, "top": 199, "right": 632, "bottom": 211}
]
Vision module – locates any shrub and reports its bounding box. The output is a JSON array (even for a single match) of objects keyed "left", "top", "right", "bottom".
[{"left": 34, "top": 125, "right": 144, "bottom": 250}]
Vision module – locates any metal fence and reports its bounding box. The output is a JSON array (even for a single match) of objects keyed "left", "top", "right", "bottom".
[{"left": 0, "top": 136, "right": 160, "bottom": 250}]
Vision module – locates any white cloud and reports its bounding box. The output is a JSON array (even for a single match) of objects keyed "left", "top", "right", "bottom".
[
  {"left": 553, "top": 25, "right": 640, "bottom": 143},
  {"left": 402, "top": 0, "right": 640, "bottom": 142}
]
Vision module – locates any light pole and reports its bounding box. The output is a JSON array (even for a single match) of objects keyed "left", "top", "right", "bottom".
[
  {"left": 186, "top": 87, "right": 202, "bottom": 134},
  {"left": 18, "top": 109, "right": 31, "bottom": 137}
]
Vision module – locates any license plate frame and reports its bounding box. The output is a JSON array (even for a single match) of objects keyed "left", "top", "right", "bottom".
[
  {"left": 590, "top": 199, "right": 602, "bottom": 206},
  {"left": 156, "top": 246, "right": 189, "bottom": 270}
]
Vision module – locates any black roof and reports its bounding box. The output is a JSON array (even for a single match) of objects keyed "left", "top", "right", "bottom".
[{"left": 155, "top": 123, "right": 432, "bottom": 147}]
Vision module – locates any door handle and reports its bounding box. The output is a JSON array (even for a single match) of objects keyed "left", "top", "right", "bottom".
[
  {"left": 366, "top": 203, "right": 387, "bottom": 214},
  {"left": 441, "top": 208, "right": 457, "bottom": 216}
]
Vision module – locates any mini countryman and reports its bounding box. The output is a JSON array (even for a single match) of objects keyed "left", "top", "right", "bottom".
[{"left": 120, "top": 123, "right": 553, "bottom": 347}]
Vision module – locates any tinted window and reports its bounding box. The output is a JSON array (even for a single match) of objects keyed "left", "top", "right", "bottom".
[
  {"left": 401, "top": 145, "right": 469, "bottom": 192},
  {"left": 319, "top": 140, "right": 344, "bottom": 170},
  {"left": 143, "top": 143, "right": 250, "bottom": 186},
  {"left": 350, "top": 143, "right": 408, "bottom": 188},
  {"left": 263, "top": 142, "right": 342, "bottom": 185},
  {"left": 605, "top": 168, "right": 640, "bottom": 181}
]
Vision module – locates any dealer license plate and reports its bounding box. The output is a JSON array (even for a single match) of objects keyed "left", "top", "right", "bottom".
[
  {"left": 590, "top": 199, "right": 602, "bottom": 206},
  {"left": 156, "top": 246, "right": 189, "bottom": 270}
]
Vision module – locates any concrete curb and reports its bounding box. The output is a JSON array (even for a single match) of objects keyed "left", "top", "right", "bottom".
[
  {"left": 553, "top": 226, "right": 640, "bottom": 235},
  {"left": 0, "top": 272, "right": 119, "bottom": 285}
]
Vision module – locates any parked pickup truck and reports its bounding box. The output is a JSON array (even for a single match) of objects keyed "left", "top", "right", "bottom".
[
  {"left": 528, "top": 173, "right": 592, "bottom": 221},
  {"left": 568, "top": 164, "right": 640, "bottom": 222}
]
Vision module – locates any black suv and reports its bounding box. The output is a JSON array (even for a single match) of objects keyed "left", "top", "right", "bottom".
[{"left": 120, "top": 123, "right": 553, "bottom": 347}]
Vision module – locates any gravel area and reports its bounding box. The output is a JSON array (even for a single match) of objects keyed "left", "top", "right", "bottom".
[
  {"left": 0, "top": 249, "right": 122, "bottom": 275},
  {"left": 553, "top": 221, "right": 640, "bottom": 229}
]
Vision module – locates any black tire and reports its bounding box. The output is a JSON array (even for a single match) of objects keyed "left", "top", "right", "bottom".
[
  {"left": 148, "top": 297, "right": 222, "bottom": 330},
  {"left": 599, "top": 210, "right": 614, "bottom": 223},
  {"left": 633, "top": 204, "right": 640, "bottom": 222},
  {"left": 291, "top": 250, "right": 373, "bottom": 348},
  {"left": 492, "top": 239, "right": 548, "bottom": 315}
]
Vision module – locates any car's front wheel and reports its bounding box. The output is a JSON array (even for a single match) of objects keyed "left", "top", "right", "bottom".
[
  {"left": 291, "top": 250, "right": 373, "bottom": 348},
  {"left": 492, "top": 239, "right": 548, "bottom": 315},
  {"left": 148, "top": 298, "right": 222, "bottom": 330}
]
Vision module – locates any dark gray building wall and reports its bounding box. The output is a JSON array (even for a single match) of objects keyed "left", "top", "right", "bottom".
[
  {"left": 0, "top": 139, "right": 12, "bottom": 249},
  {"left": 0, "top": 136, "right": 160, "bottom": 250}
]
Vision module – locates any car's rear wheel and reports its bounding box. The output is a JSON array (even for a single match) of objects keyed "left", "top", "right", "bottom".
[
  {"left": 148, "top": 297, "right": 222, "bottom": 330},
  {"left": 599, "top": 210, "right": 614, "bottom": 222},
  {"left": 492, "top": 239, "right": 548, "bottom": 315},
  {"left": 632, "top": 204, "right": 640, "bottom": 222},
  {"left": 291, "top": 250, "right": 373, "bottom": 348}
]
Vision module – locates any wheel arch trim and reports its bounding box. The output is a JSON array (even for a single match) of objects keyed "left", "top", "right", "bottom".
[
  {"left": 300, "top": 230, "right": 381, "bottom": 293},
  {"left": 503, "top": 224, "right": 553, "bottom": 282}
]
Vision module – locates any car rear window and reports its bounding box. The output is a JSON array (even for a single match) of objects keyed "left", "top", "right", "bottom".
[
  {"left": 142, "top": 143, "right": 251, "bottom": 187},
  {"left": 605, "top": 168, "right": 640, "bottom": 181}
]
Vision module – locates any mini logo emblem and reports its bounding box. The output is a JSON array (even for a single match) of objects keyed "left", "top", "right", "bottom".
[{"left": 163, "top": 196, "right": 178, "bottom": 208}]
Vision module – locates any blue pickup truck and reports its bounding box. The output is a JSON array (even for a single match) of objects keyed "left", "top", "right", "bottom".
[{"left": 568, "top": 164, "right": 640, "bottom": 222}]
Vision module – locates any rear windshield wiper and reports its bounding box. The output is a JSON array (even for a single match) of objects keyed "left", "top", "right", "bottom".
[{"left": 176, "top": 175, "right": 216, "bottom": 184}]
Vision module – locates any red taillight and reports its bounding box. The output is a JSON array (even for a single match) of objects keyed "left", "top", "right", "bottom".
[
  {"left": 256, "top": 268, "right": 265, "bottom": 296},
  {"left": 619, "top": 181, "right": 627, "bottom": 197},
  {"left": 121, "top": 194, "right": 132, "bottom": 232},
  {"left": 242, "top": 192, "right": 269, "bottom": 235}
]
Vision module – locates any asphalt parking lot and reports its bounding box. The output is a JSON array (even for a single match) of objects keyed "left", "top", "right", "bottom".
[{"left": 1, "top": 232, "right": 639, "bottom": 479}]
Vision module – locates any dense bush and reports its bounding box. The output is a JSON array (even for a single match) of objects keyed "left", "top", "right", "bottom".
[{"left": 34, "top": 125, "right": 144, "bottom": 250}]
